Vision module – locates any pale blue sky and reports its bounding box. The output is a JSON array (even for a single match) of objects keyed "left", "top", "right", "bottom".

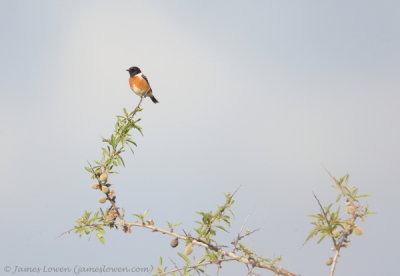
[{"left": 1, "top": 1, "right": 399, "bottom": 275}]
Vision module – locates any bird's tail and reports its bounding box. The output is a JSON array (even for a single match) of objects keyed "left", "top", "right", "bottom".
[{"left": 149, "top": 93, "right": 159, "bottom": 104}]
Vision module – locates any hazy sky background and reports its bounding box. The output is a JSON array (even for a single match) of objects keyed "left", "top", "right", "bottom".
[{"left": 1, "top": 0, "right": 399, "bottom": 275}]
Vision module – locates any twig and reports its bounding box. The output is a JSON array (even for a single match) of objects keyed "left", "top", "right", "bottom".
[
  {"left": 312, "top": 192, "right": 337, "bottom": 248},
  {"left": 97, "top": 97, "right": 144, "bottom": 220},
  {"left": 312, "top": 192, "right": 342, "bottom": 276},
  {"left": 56, "top": 228, "right": 74, "bottom": 239},
  {"left": 315, "top": 170, "right": 367, "bottom": 276},
  {"left": 124, "top": 222, "right": 298, "bottom": 276},
  {"left": 167, "top": 258, "right": 184, "bottom": 276},
  {"left": 71, "top": 98, "right": 299, "bottom": 276},
  {"left": 329, "top": 248, "right": 340, "bottom": 276},
  {"left": 159, "top": 258, "right": 235, "bottom": 276},
  {"left": 232, "top": 228, "right": 259, "bottom": 252}
]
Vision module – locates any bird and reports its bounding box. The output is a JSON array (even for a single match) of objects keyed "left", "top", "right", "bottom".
[{"left": 126, "top": 66, "right": 158, "bottom": 103}]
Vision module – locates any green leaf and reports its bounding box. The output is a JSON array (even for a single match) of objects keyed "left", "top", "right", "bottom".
[
  {"left": 271, "top": 256, "right": 283, "bottom": 265},
  {"left": 304, "top": 228, "right": 319, "bottom": 244},
  {"left": 96, "top": 227, "right": 106, "bottom": 235},
  {"left": 335, "top": 206, "right": 341, "bottom": 217},
  {"left": 126, "top": 139, "right": 137, "bottom": 146},
  {"left": 257, "top": 256, "right": 272, "bottom": 263},
  {"left": 222, "top": 217, "right": 231, "bottom": 226},
  {"left": 357, "top": 194, "right": 371, "bottom": 198},
  {"left": 193, "top": 228, "right": 201, "bottom": 234},
  {"left": 317, "top": 233, "right": 327, "bottom": 243},
  {"left": 197, "top": 256, "right": 206, "bottom": 264},
  {"left": 215, "top": 225, "right": 228, "bottom": 232},
  {"left": 167, "top": 222, "right": 173, "bottom": 229},
  {"left": 133, "top": 213, "right": 144, "bottom": 222},
  {"left": 177, "top": 252, "right": 191, "bottom": 264},
  {"left": 96, "top": 232, "right": 105, "bottom": 244}
]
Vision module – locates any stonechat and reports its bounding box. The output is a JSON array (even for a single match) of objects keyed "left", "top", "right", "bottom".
[{"left": 126, "top": 66, "right": 158, "bottom": 103}]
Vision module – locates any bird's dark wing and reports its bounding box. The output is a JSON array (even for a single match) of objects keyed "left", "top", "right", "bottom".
[
  {"left": 142, "top": 74, "right": 152, "bottom": 92},
  {"left": 142, "top": 74, "right": 150, "bottom": 85}
]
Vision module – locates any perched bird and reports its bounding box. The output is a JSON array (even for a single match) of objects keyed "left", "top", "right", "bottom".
[{"left": 126, "top": 66, "right": 158, "bottom": 103}]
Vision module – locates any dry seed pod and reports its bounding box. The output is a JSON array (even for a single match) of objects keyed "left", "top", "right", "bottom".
[
  {"left": 326, "top": 257, "right": 333, "bottom": 266},
  {"left": 346, "top": 206, "right": 356, "bottom": 214},
  {"left": 101, "top": 186, "right": 109, "bottom": 194},
  {"left": 123, "top": 225, "right": 132, "bottom": 233},
  {"left": 353, "top": 226, "right": 363, "bottom": 235},
  {"left": 99, "top": 172, "right": 108, "bottom": 183},
  {"left": 90, "top": 184, "right": 99, "bottom": 189},
  {"left": 95, "top": 168, "right": 102, "bottom": 177},
  {"left": 332, "top": 229, "right": 341, "bottom": 238},
  {"left": 105, "top": 210, "right": 118, "bottom": 221},
  {"left": 170, "top": 238, "right": 179, "bottom": 248},
  {"left": 105, "top": 214, "right": 115, "bottom": 221},
  {"left": 184, "top": 243, "right": 193, "bottom": 255},
  {"left": 98, "top": 197, "right": 107, "bottom": 204},
  {"left": 109, "top": 209, "right": 118, "bottom": 217}
]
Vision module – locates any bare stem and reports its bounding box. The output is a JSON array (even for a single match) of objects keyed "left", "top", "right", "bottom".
[
  {"left": 124, "top": 222, "right": 298, "bottom": 276},
  {"left": 329, "top": 248, "right": 340, "bottom": 276},
  {"left": 158, "top": 258, "right": 235, "bottom": 276}
]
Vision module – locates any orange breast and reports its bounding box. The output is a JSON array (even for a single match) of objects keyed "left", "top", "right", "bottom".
[{"left": 129, "top": 76, "right": 150, "bottom": 91}]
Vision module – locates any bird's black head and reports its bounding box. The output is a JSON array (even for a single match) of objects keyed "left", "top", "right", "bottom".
[{"left": 126, "top": 66, "right": 141, "bottom": 77}]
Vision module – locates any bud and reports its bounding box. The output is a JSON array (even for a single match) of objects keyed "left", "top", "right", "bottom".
[
  {"left": 101, "top": 186, "right": 109, "bottom": 194},
  {"left": 332, "top": 229, "right": 341, "bottom": 238},
  {"left": 105, "top": 214, "right": 115, "bottom": 221},
  {"left": 90, "top": 184, "right": 99, "bottom": 189},
  {"left": 105, "top": 209, "right": 118, "bottom": 221},
  {"left": 123, "top": 225, "right": 132, "bottom": 233},
  {"left": 353, "top": 226, "right": 363, "bottom": 235},
  {"left": 325, "top": 257, "right": 333, "bottom": 266},
  {"left": 184, "top": 243, "right": 193, "bottom": 255},
  {"left": 346, "top": 206, "right": 356, "bottom": 214},
  {"left": 98, "top": 197, "right": 107, "bottom": 204},
  {"left": 146, "top": 219, "right": 154, "bottom": 226},
  {"left": 95, "top": 168, "right": 102, "bottom": 177},
  {"left": 170, "top": 238, "right": 179, "bottom": 248},
  {"left": 99, "top": 172, "right": 108, "bottom": 183},
  {"left": 107, "top": 190, "right": 115, "bottom": 198},
  {"left": 109, "top": 209, "right": 118, "bottom": 217}
]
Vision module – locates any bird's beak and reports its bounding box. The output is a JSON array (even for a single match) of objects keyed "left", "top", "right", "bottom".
[{"left": 126, "top": 69, "right": 129, "bottom": 71}]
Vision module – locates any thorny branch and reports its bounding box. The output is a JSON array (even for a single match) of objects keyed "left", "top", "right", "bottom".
[
  {"left": 158, "top": 258, "right": 236, "bottom": 276},
  {"left": 69, "top": 96, "right": 374, "bottom": 276},
  {"left": 311, "top": 169, "right": 372, "bottom": 276},
  {"left": 61, "top": 220, "right": 298, "bottom": 276}
]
